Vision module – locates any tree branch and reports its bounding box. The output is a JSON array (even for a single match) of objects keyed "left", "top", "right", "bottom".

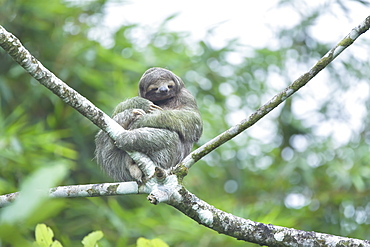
[
  {"left": 181, "top": 15, "right": 370, "bottom": 169},
  {"left": 170, "top": 187, "right": 370, "bottom": 247},
  {"left": 0, "top": 182, "right": 143, "bottom": 208},
  {"left": 0, "top": 25, "right": 157, "bottom": 178},
  {"left": 1, "top": 182, "right": 369, "bottom": 246}
]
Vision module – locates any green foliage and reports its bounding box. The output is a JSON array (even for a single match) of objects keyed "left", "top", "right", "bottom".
[
  {"left": 136, "top": 237, "right": 169, "bottom": 247},
  {"left": 1, "top": 0, "right": 370, "bottom": 246},
  {"left": 32, "top": 223, "right": 165, "bottom": 247},
  {"left": 34, "top": 224, "right": 63, "bottom": 247},
  {"left": 81, "top": 230, "right": 104, "bottom": 247},
  {"left": 33, "top": 223, "right": 103, "bottom": 247}
]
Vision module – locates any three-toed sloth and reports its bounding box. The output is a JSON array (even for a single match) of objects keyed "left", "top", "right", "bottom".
[{"left": 95, "top": 67, "right": 203, "bottom": 182}]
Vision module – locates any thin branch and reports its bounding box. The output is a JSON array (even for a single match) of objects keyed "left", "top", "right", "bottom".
[
  {"left": 0, "top": 192, "right": 19, "bottom": 208},
  {"left": 0, "top": 182, "right": 144, "bottom": 208},
  {"left": 181, "top": 15, "right": 370, "bottom": 169},
  {"left": 49, "top": 181, "right": 142, "bottom": 197}
]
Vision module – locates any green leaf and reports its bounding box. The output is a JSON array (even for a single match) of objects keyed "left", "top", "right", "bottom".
[
  {"left": 136, "top": 237, "right": 169, "bottom": 247},
  {"left": 51, "top": 241, "right": 63, "bottom": 247},
  {"left": 34, "top": 223, "right": 54, "bottom": 247},
  {"left": 81, "top": 230, "right": 104, "bottom": 247},
  {"left": 34, "top": 223, "right": 64, "bottom": 247}
]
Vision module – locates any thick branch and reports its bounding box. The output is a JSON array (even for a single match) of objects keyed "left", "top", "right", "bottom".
[
  {"left": 170, "top": 188, "right": 370, "bottom": 247},
  {"left": 181, "top": 15, "right": 370, "bottom": 169},
  {"left": 1, "top": 181, "right": 369, "bottom": 246}
]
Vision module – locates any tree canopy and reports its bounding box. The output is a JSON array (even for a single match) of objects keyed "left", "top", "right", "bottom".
[{"left": 1, "top": 0, "right": 370, "bottom": 246}]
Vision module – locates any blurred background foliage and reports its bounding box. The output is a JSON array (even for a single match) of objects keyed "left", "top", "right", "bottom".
[{"left": 1, "top": 0, "right": 370, "bottom": 246}]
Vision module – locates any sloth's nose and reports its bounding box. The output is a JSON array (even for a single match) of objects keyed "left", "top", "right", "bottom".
[{"left": 159, "top": 86, "right": 168, "bottom": 93}]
